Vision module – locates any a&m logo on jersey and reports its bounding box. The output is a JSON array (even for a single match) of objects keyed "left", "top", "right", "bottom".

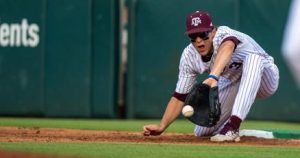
[
  {"left": 191, "top": 17, "right": 201, "bottom": 26},
  {"left": 229, "top": 62, "right": 243, "bottom": 70}
]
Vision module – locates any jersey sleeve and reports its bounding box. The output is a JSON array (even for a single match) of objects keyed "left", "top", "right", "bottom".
[
  {"left": 221, "top": 36, "right": 240, "bottom": 50},
  {"left": 214, "top": 27, "right": 241, "bottom": 50},
  {"left": 173, "top": 52, "right": 197, "bottom": 98}
]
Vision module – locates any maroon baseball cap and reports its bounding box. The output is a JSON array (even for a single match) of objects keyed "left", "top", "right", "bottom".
[{"left": 185, "top": 11, "right": 214, "bottom": 35}]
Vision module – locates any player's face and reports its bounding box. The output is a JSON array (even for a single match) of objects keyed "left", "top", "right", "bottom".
[{"left": 189, "top": 30, "right": 214, "bottom": 56}]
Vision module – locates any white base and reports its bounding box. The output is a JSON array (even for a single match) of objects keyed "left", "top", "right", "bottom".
[{"left": 239, "top": 129, "right": 274, "bottom": 139}]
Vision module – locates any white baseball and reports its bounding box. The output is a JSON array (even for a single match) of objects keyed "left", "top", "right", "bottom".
[{"left": 182, "top": 105, "right": 194, "bottom": 117}]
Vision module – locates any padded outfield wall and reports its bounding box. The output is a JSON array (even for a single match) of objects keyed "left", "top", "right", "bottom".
[
  {"left": 0, "top": 0, "right": 299, "bottom": 121},
  {"left": 0, "top": 0, "right": 119, "bottom": 118}
]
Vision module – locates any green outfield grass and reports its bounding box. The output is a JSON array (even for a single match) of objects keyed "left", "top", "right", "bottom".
[
  {"left": 0, "top": 142, "right": 299, "bottom": 158},
  {"left": 0, "top": 117, "right": 300, "bottom": 132},
  {"left": 0, "top": 117, "right": 299, "bottom": 158}
]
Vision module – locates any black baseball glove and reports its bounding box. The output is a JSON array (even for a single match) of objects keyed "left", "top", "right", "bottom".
[{"left": 183, "top": 83, "right": 221, "bottom": 127}]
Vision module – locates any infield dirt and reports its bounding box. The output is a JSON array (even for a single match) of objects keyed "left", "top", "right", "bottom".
[
  {"left": 0, "top": 126, "right": 299, "bottom": 157},
  {"left": 0, "top": 126, "right": 299, "bottom": 146}
]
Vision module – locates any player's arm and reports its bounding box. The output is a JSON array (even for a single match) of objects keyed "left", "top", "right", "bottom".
[
  {"left": 203, "top": 40, "right": 236, "bottom": 87},
  {"left": 143, "top": 51, "right": 196, "bottom": 136},
  {"left": 143, "top": 97, "right": 184, "bottom": 136}
]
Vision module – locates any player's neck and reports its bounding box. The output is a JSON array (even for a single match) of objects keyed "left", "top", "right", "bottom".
[{"left": 201, "top": 48, "right": 213, "bottom": 62}]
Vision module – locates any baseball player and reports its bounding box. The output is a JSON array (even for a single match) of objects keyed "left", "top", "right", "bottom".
[{"left": 143, "top": 11, "right": 279, "bottom": 142}]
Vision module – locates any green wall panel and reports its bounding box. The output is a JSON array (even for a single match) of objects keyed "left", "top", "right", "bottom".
[
  {"left": 45, "top": 0, "right": 92, "bottom": 117},
  {"left": 0, "top": 0, "right": 45, "bottom": 115},
  {"left": 0, "top": 0, "right": 119, "bottom": 118},
  {"left": 91, "top": 0, "right": 119, "bottom": 118}
]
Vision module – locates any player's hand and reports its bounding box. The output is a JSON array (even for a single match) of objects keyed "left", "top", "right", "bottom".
[
  {"left": 202, "top": 77, "right": 218, "bottom": 87},
  {"left": 143, "top": 124, "right": 165, "bottom": 136}
]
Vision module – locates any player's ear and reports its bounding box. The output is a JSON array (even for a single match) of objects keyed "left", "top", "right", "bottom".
[{"left": 211, "top": 27, "right": 217, "bottom": 36}]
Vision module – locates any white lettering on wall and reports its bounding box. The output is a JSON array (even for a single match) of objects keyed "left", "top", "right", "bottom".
[{"left": 0, "top": 19, "right": 40, "bottom": 48}]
